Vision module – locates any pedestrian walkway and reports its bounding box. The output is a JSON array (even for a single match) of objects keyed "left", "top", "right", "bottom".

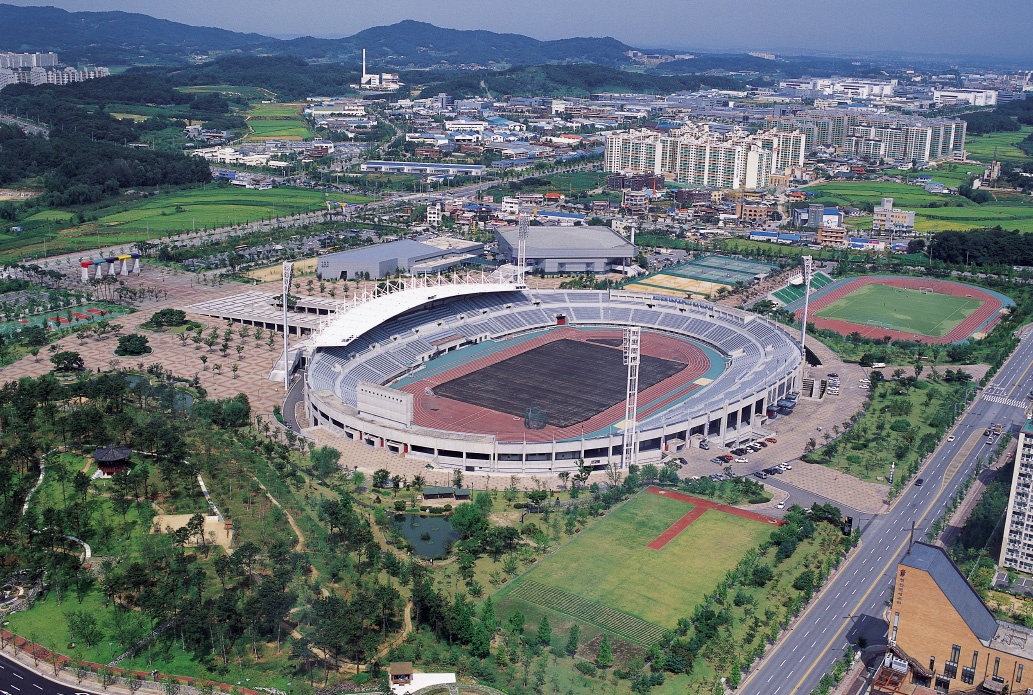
[
  {"left": 982, "top": 394, "right": 1028, "bottom": 409},
  {"left": 646, "top": 486, "right": 781, "bottom": 549}
]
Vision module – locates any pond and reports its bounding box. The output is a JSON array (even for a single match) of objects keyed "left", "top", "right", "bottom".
[
  {"left": 389, "top": 513, "right": 459, "bottom": 560},
  {"left": 125, "top": 375, "right": 195, "bottom": 412}
]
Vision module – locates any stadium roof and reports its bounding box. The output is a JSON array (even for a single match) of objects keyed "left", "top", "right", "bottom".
[
  {"left": 496, "top": 225, "right": 634, "bottom": 252},
  {"left": 313, "top": 280, "right": 524, "bottom": 349},
  {"left": 320, "top": 239, "right": 447, "bottom": 264}
]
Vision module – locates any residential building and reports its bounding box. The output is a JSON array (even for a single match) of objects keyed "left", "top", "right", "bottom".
[
  {"left": 495, "top": 225, "right": 637, "bottom": 274},
  {"left": 736, "top": 202, "right": 775, "bottom": 223},
  {"left": 817, "top": 227, "right": 848, "bottom": 247},
  {"left": 426, "top": 203, "right": 443, "bottom": 228},
  {"left": 606, "top": 172, "right": 665, "bottom": 191},
  {"left": 889, "top": 542, "right": 1033, "bottom": 693},
  {"left": 0, "top": 52, "right": 58, "bottom": 68},
  {"left": 872, "top": 198, "right": 917, "bottom": 233},
  {"left": 605, "top": 125, "right": 803, "bottom": 190},
  {"left": 768, "top": 109, "right": 966, "bottom": 164},
  {"left": 622, "top": 190, "right": 649, "bottom": 215},
  {"left": 1001, "top": 420, "right": 1033, "bottom": 571},
  {"left": 793, "top": 205, "right": 844, "bottom": 229}
]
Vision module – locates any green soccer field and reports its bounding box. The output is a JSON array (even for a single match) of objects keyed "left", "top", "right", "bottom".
[
  {"left": 815, "top": 284, "right": 982, "bottom": 337},
  {"left": 494, "top": 492, "right": 771, "bottom": 636}
]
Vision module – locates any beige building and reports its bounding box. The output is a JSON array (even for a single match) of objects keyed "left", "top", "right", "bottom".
[{"left": 872, "top": 197, "right": 917, "bottom": 233}]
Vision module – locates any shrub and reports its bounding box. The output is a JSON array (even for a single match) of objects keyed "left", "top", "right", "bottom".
[
  {"left": 575, "top": 661, "right": 597, "bottom": 676},
  {"left": 148, "top": 308, "right": 187, "bottom": 328},
  {"left": 115, "top": 333, "right": 150, "bottom": 356}
]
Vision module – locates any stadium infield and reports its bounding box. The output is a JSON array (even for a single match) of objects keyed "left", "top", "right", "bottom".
[
  {"left": 795, "top": 276, "right": 1008, "bottom": 344},
  {"left": 433, "top": 338, "right": 684, "bottom": 428},
  {"left": 398, "top": 327, "right": 716, "bottom": 442},
  {"left": 493, "top": 490, "right": 774, "bottom": 640}
]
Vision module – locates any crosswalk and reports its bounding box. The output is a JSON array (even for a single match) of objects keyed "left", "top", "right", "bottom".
[{"left": 982, "top": 394, "right": 1029, "bottom": 409}]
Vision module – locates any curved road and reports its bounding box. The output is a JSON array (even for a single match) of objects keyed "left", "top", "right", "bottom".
[{"left": 740, "top": 332, "right": 1033, "bottom": 694}]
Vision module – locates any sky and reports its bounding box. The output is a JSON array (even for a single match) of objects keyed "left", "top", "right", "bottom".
[{"left": 6, "top": 0, "right": 1033, "bottom": 58}]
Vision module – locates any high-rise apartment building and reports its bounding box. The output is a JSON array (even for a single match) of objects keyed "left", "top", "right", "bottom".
[
  {"left": 768, "top": 109, "right": 966, "bottom": 164},
  {"left": 604, "top": 125, "right": 806, "bottom": 190},
  {"left": 1001, "top": 420, "right": 1033, "bottom": 572}
]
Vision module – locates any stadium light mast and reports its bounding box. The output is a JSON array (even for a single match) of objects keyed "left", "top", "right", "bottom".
[
  {"left": 798, "top": 255, "right": 813, "bottom": 393},
  {"left": 282, "top": 261, "right": 294, "bottom": 391},
  {"left": 622, "top": 327, "right": 642, "bottom": 470},
  {"left": 517, "top": 208, "right": 529, "bottom": 284}
]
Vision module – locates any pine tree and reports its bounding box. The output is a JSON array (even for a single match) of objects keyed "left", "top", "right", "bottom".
[
  {"left": 597, "top": 635, "right": 613, "bottom": 668},
  {"left": 480, "top": 596, "right": 497, "bottom": 634},
  {"left": 565, "top": 624, "right": 580, "bottom": 656},
  {"left": 536, "top": 615, "right": 552, "bottom": 646}
]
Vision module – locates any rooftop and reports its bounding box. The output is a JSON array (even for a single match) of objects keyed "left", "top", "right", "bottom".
[
  {"left": 496, "top": 225, "right": 635, "bottom": 251},
  {"left": 900, "top": 543, "right": 998, "bottom": 643}
]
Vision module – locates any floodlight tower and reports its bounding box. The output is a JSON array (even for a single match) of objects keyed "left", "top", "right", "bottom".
[
  {"left": 517, "top": 208, "right": 529, "bottom": 283},
  {"left": 621, "top": 327, "right": 642, "bottom": 470},
  {"left": 282, "top": 261, "right": 294, "bottom": 391},
  {"left": 798, "top": 255, "right": 813, "bottom": 392}
]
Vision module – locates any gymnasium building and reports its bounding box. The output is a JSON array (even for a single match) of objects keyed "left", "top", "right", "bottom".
[{"left": 874, "top": 542, "right": 1033, "bottom": 694}]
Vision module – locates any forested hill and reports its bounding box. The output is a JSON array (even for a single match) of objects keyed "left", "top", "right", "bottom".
[
  {"left": 0, "top": 4, "right": 269, "bottom": 65},
  {"left": 402, "top": 64, "right": 742, "bottom": 98}
]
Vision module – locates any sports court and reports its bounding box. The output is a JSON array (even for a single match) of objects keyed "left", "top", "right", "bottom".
[
  {"left": 433, "top": 338, "right": 685, "bottom": 428},
  {"left": 815, "top": 283, "right": 980, "bottom": 337},
  {"left": 794, "top": 276, "right": 1013, "bottom": 344},
  {"left": 624, "top": 255, "right": 774, "bottom": 298}
]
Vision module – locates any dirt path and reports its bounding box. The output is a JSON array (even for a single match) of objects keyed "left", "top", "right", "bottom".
[{"left": 247, "top": 473, "right": 307, "bottom": 552}]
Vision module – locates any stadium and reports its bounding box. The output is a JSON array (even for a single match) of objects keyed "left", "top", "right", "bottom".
[{"left": 304, "top": 274, "right": 802, "bottom": 474}]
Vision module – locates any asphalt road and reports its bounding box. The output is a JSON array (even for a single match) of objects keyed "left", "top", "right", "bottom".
[
  {"left": 0, "top": 649, "right": 102, "bottom": 695},
  {"left": 740, "top": 332, "right": 1033, "bottom": 695}
]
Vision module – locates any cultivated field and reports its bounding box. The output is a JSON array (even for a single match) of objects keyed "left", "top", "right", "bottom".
[
  {"left": 815, "top": 283, "right": 981, "bottom": 337},
  {"left": 494, "top": 492, "right": 771, "bottom": 639},
  {"left": 965, "top": 125, "right": 1033, "bottom": 162},
  {"left": 178, "top": 84, "right": 277, "bottom": 102},
  {"left": 244, "top": 102, "right": 312, "bottom": 141}
]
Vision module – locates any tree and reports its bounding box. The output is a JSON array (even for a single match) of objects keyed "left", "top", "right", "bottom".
[
  {"left": 50, "top": 350, "right": 85, "bottom": 372},
  {"left": 310, "top": 446, "right": 342, "bottom": 478},
  {"left": 597, "top": 634, "right": 613, "bottom": 668},
  {"left": 115, "top": 333, "right": 150, "bottom": 356},
  {"left": 372, "top": 468, "right": 391, "bottom": 488},
  {"left": 536, "top": 615, "right": 552, "bottom": 646},
  {"left": 566, "top": 624, "right": 580, "bottom": 656},
  {"left": 148, "top": 309, "right": 186, "bottom": 328},
  {"left": 452, "top": 469, "right": 464, "bottom": 489}
]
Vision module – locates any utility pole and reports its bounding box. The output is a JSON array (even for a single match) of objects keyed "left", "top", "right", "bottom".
[
  {"left": 282, "top": 261, "right": 294, "bottom": 391},
  {"left": 798, "top": 255, "right": 814, "bottom": 393}
]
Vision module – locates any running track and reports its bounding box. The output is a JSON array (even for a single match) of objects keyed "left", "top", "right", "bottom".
[
  {"left": 795, "top": 276, "right": 1004, "bottom": 344},
  {"left": 645, "top": 486, "right": 781, "bottom": 550}
]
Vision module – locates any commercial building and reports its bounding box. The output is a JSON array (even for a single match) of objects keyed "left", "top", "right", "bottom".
[
  {"left": 793, "top": 204, "right": 844, "bottom": 229},
  {"left": 604, "top": 125, "right": 806, "bottom": 190},
  {"left": 872, "top": 197, "right": 917, "bottom": 233},
  {"left": 933, "top": 89, "right": 998, "bottom": 107},
  {"left": 360, "top": 161, "right": 485, "bottom": 177},
  {"left": 779, "top": 78, "right": 897, "bottom": 99},
  {"left": 1001, "top": 420, "right": 1033, "bottom": 571},
  {"left": 316, "top": 238, "right": 484, "bottom": 280},
  {"left": 768, "top": 109, "right": 966, "bottom": 164},
  {"left": 495, "top": 225, "right": 636, "bottom": 274},
  {"left": 888, "top": 542, "right": 1033, "bottom": 693}
]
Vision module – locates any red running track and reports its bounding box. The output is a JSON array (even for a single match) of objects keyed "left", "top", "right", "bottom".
[
  {"left": 796, "top": 276, "right": 1003, "bottom": 344},
  {"left": 645, "top": 486, "right": 781, "bottom": 550},
  {"left": 400, "top": 328, "right": 711, "bottom": 443}
]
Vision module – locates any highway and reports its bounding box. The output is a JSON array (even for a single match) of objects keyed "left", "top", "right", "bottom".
[
  {"left": 0, "top": 649, "right": 102, "bottom": 695},
  {"left": 740, "top": 332, "right": 1033, "bottom": 695}
]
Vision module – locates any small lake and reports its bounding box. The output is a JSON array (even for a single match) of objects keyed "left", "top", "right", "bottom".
[
  {"left": 125, "top": 375, "right": 194, "bottom": 412},
  {"left": 389, "top": 513, "right": 459, "bottom": 559}
]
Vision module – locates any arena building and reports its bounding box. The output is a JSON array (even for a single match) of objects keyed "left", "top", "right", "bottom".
[
  {"left": 303, "top": 273, "right": 802, "bottom": 474},
  {"left": 494, "top": 225, "right": 637, "bottom": 275},
  {"left": 316, "top": 237, "right": 484, "bottom": 281}
]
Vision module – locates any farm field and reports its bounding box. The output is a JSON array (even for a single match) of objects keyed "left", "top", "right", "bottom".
[
  {"left": 1, "top": 186, "right": 335, "bottom": 262},
  {"left": 815, "top": 283, "right": 981, "bottom": 337},
  {"left": 491, "top": 171, "right": 609, "bottom": 201},
  {"left": 809, "top": 181, "right": 966, "bottom": 209},
  {"left": 494, "top": 492, "right": 771, "bottom": 639},
  {"left": 244, "top": 102, "right": 312, "bottom": 141},
  {"left": 965, "top": 125, "right": 1033, "bottom": 161},
  {"left": 177, "top": 84, "right": 277, "bottom": 101}
]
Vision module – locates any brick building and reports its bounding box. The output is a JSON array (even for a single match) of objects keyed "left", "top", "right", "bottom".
[{"left": 886, "top": 543, "right": 1033, "bottom": 693}]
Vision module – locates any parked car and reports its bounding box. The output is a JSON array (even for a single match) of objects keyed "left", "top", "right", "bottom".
[
  {"left": 699, "top": 440, "right": 710, "bottom": 450},
  {"left": 776, "top": 500, "right": 786, "bottom": 510},
  {"left": 915, "top": 478, "right": 924, "bottom": 487},
  {"left": 758, "top": 441, "right": 768, "bottom": 448},
  {"left": 779, "top": 463, "right": 793, "bottom": 471},
  {"left": 734, "top": 457, "right": 749, "bottom": 464},
  {"left": 765, "top": 437, "right": 777, "bottom": 443},
  {"left": 754, "top": 471, "right": 769, "bottom": 479},
  {"left": 721, "top": 454, "right": 735, "bottom": 462}
]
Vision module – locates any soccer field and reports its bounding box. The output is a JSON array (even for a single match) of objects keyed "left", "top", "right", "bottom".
[
  {"left": 495, "top": 492, "right": 770, "bottom": 638},
  {"left": 815, "top": 284, "right": 982, "bottom": 337}
]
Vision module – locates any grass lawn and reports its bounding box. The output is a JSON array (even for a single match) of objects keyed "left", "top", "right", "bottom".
[
  {"left": 815, "top": 283, "right": 982, "bottom": 337},
  {"left": 965, "top": 125, "right": 1033, "bottom": 162},
  {"left": 495, "top": 492, "right": 771, "bottom": 636},
  {"left": 491, "top": 171, "right": 608, "bottom": 200},
  {"left": 177, "top": 84, "right": 277, "bottom": 102},
  {"left": 245, "top": 103, "right": 312, "bottom": 141}
]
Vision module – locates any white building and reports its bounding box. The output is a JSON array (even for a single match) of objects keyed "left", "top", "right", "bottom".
[
  {"left": 1001, "top": 420, "right": 1033, "bottom": 571},
  {"left": 779, "top": 78, "right": 897, "bottom": 98},
  {"left": 933, "top": 89, "right": 998, "bottom": 107}
]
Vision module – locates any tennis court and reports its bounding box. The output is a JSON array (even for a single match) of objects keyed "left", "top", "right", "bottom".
[{"left": 666, "top": 255, "right": 775, "bottom": 286}]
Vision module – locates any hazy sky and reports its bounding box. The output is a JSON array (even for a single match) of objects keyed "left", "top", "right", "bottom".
[{"left": 8, "top": 0, "right": 1033, "bottom": 57}]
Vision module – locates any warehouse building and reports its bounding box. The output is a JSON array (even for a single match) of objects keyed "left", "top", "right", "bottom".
[
  {"left": 495, "top": 225, "right": 636, "bottom": 274},
  {"left": 316, "top": 238, "right": 484, "bottom": 280}
]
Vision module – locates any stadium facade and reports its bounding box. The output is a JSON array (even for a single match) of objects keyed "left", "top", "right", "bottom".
[{"left": 303, "top": 275, "right": 802, "bottom": 474}]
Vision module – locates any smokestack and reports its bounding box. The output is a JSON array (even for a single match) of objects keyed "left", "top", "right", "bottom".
[{"left": 362, "top": 48, "right": 366, "bottom": 81}]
